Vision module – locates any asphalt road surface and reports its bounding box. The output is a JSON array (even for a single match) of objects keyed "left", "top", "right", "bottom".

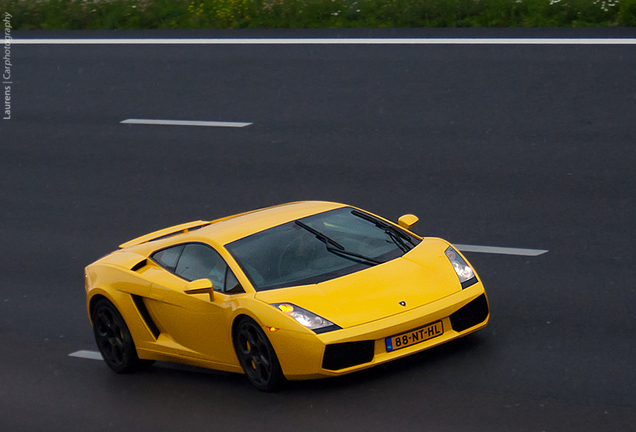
[{"left": 1, "top": 28, "right": 635, "bottom": 432}]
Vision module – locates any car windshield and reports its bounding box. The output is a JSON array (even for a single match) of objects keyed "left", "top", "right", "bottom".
[{"left": 225, "top": 207, "right": 420, "bottom": 291}]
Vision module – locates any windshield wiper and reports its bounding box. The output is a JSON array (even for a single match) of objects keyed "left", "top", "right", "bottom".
[
  {"left": 294, "top": 220, "right": 381, "bottom": 266},
  {"left": 350, "top": 209, "right": 415, "bottom": 253}
]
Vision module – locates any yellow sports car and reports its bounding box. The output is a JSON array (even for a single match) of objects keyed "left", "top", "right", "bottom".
[{"left": 84, "top": 201, "right": 489, "bottom": 391}]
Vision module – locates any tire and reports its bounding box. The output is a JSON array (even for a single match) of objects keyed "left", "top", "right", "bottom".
[
  {"left": 233, "top": 317, "right": 285, "bottom": 392},
  {"left": 92, "top": 299, "right": 153, "bottom": 373}
]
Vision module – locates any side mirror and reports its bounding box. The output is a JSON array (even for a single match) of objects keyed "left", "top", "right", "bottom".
[
  {"left": 184, "top": 278, "right": 214, "bottom": 301},
  {"left": 398, "top": 214, "right": 419, "bottom": 230}
]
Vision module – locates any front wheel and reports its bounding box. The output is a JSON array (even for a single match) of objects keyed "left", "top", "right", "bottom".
[
  {"left": 233, "top": 317, "right": 285, "bottom": 392},
  {"left": 92, "top": 299, "right": 153, "bottom": 373}
]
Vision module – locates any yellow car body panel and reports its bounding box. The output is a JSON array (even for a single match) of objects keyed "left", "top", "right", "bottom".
[{"left": 85, "top": 201, "right": 489, "bottom": 383}]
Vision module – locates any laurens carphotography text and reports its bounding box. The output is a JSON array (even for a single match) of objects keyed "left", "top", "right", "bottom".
[{"left": 4, "top": 12, "right": 12, "bottom": 120}]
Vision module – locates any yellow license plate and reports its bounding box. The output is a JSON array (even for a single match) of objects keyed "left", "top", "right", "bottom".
[{"left": 385, "top": 321, "right": 444, "bottom": 352}]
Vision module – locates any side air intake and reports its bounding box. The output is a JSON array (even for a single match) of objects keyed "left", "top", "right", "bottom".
[{"left": 131, "top": 295, "right": 160, "bottom": 339}]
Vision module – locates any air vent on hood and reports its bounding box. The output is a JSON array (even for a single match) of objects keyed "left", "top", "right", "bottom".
[{"left": 131, "top": 259, "right": 147, "bottom": 272}]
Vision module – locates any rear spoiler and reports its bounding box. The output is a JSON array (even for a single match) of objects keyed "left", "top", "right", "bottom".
[{"left": 119, "top": 220, "right": 211, "bottom": 249}]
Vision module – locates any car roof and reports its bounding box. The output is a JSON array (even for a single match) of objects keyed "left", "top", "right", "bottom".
[
  {"left": 123, "top": 201, "right": 346, "bottom": 254},
  {"left": 197, "top": 200, "right": 345, "bottom": 245}
]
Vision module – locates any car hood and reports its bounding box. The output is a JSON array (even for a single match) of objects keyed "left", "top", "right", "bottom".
[{"left": 254, "top": 239, "right": 462, "bottom": 329}]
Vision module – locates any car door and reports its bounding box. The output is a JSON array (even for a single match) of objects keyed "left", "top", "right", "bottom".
[{"left": 143, "top": 242, "right": 245, "bottom": 367}]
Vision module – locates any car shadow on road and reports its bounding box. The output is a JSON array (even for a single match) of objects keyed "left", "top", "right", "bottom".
[{"left": 117, "top": 331, "right": 492, "bottom": 395}]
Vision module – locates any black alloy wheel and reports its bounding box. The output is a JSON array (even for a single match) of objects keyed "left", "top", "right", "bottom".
[
  {"left": 92, "top": 299, "right": 152, "bottom": 373},
  {"left": 234, "top": 317, "right": 285, "bottom": 392}
]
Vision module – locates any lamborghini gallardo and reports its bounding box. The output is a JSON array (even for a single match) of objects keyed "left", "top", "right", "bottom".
[{"left": 84, "top": 201, "right": 489, "bottom": 391}]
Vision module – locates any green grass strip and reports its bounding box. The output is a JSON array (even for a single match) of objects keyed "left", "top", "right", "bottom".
[{"left": 2, "top": 0, "right": 635, "bottom": 30}]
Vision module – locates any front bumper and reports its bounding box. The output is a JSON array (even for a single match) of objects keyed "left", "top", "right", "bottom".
[{"left": 270, "top": 283, "right": 489, "bottom": 380}]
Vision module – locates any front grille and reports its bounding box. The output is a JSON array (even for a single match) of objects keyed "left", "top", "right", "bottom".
[
  {"left": 322, "top": 341, "right": 375, "bottom": 371},
  {"left": 449, "top": 294, "right": 489, "bottom": 332}
]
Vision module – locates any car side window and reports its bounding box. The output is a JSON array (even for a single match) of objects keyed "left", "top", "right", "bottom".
[
  {"left": 175, "top": 243, "right": 227, "bottom": 290},
  {"left": 152, "top": 243, "right": 244, "bottom": 294},
  {"left": 151, "top": 245, "right": 184, "bottom": 272}
]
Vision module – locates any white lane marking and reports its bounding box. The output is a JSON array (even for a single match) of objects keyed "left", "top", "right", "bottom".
[
  {"left": 455, "top": 244, "right": 548, "bottom": 256},
  {"left": 69, "top": 350, "right": 103, "bottom": 360},
  {"left": 12, "top": 38, "right": 636, "bottom": 45},
  {"left": 121, "top": 119, "right": 252, "bottom": 128}
]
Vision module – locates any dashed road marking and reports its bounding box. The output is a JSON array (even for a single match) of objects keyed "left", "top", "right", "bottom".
[
  {"left": 69, "top": 350, "right": 103, "bottom": 360},
  {"left": 455, "top": 244, "right": 548, "bottom": 256},
  {"left": 121, "top": 119, "right": 252, "bottom": 128}
]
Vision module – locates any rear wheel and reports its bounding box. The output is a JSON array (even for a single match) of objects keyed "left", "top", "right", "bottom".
[
  {"left": 233, "top": 317, "right": 285, "bottom": 392},
  {"left": 92, "top": 299, "right": 153, "bottom": 373}
]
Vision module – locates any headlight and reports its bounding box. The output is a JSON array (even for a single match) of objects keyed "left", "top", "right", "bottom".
[
  {"left": 445, "top": 246, "right": 477, "bottom": 288},
  {"left": 271, "top": 303, "right": 340, "bottom": 333}
]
